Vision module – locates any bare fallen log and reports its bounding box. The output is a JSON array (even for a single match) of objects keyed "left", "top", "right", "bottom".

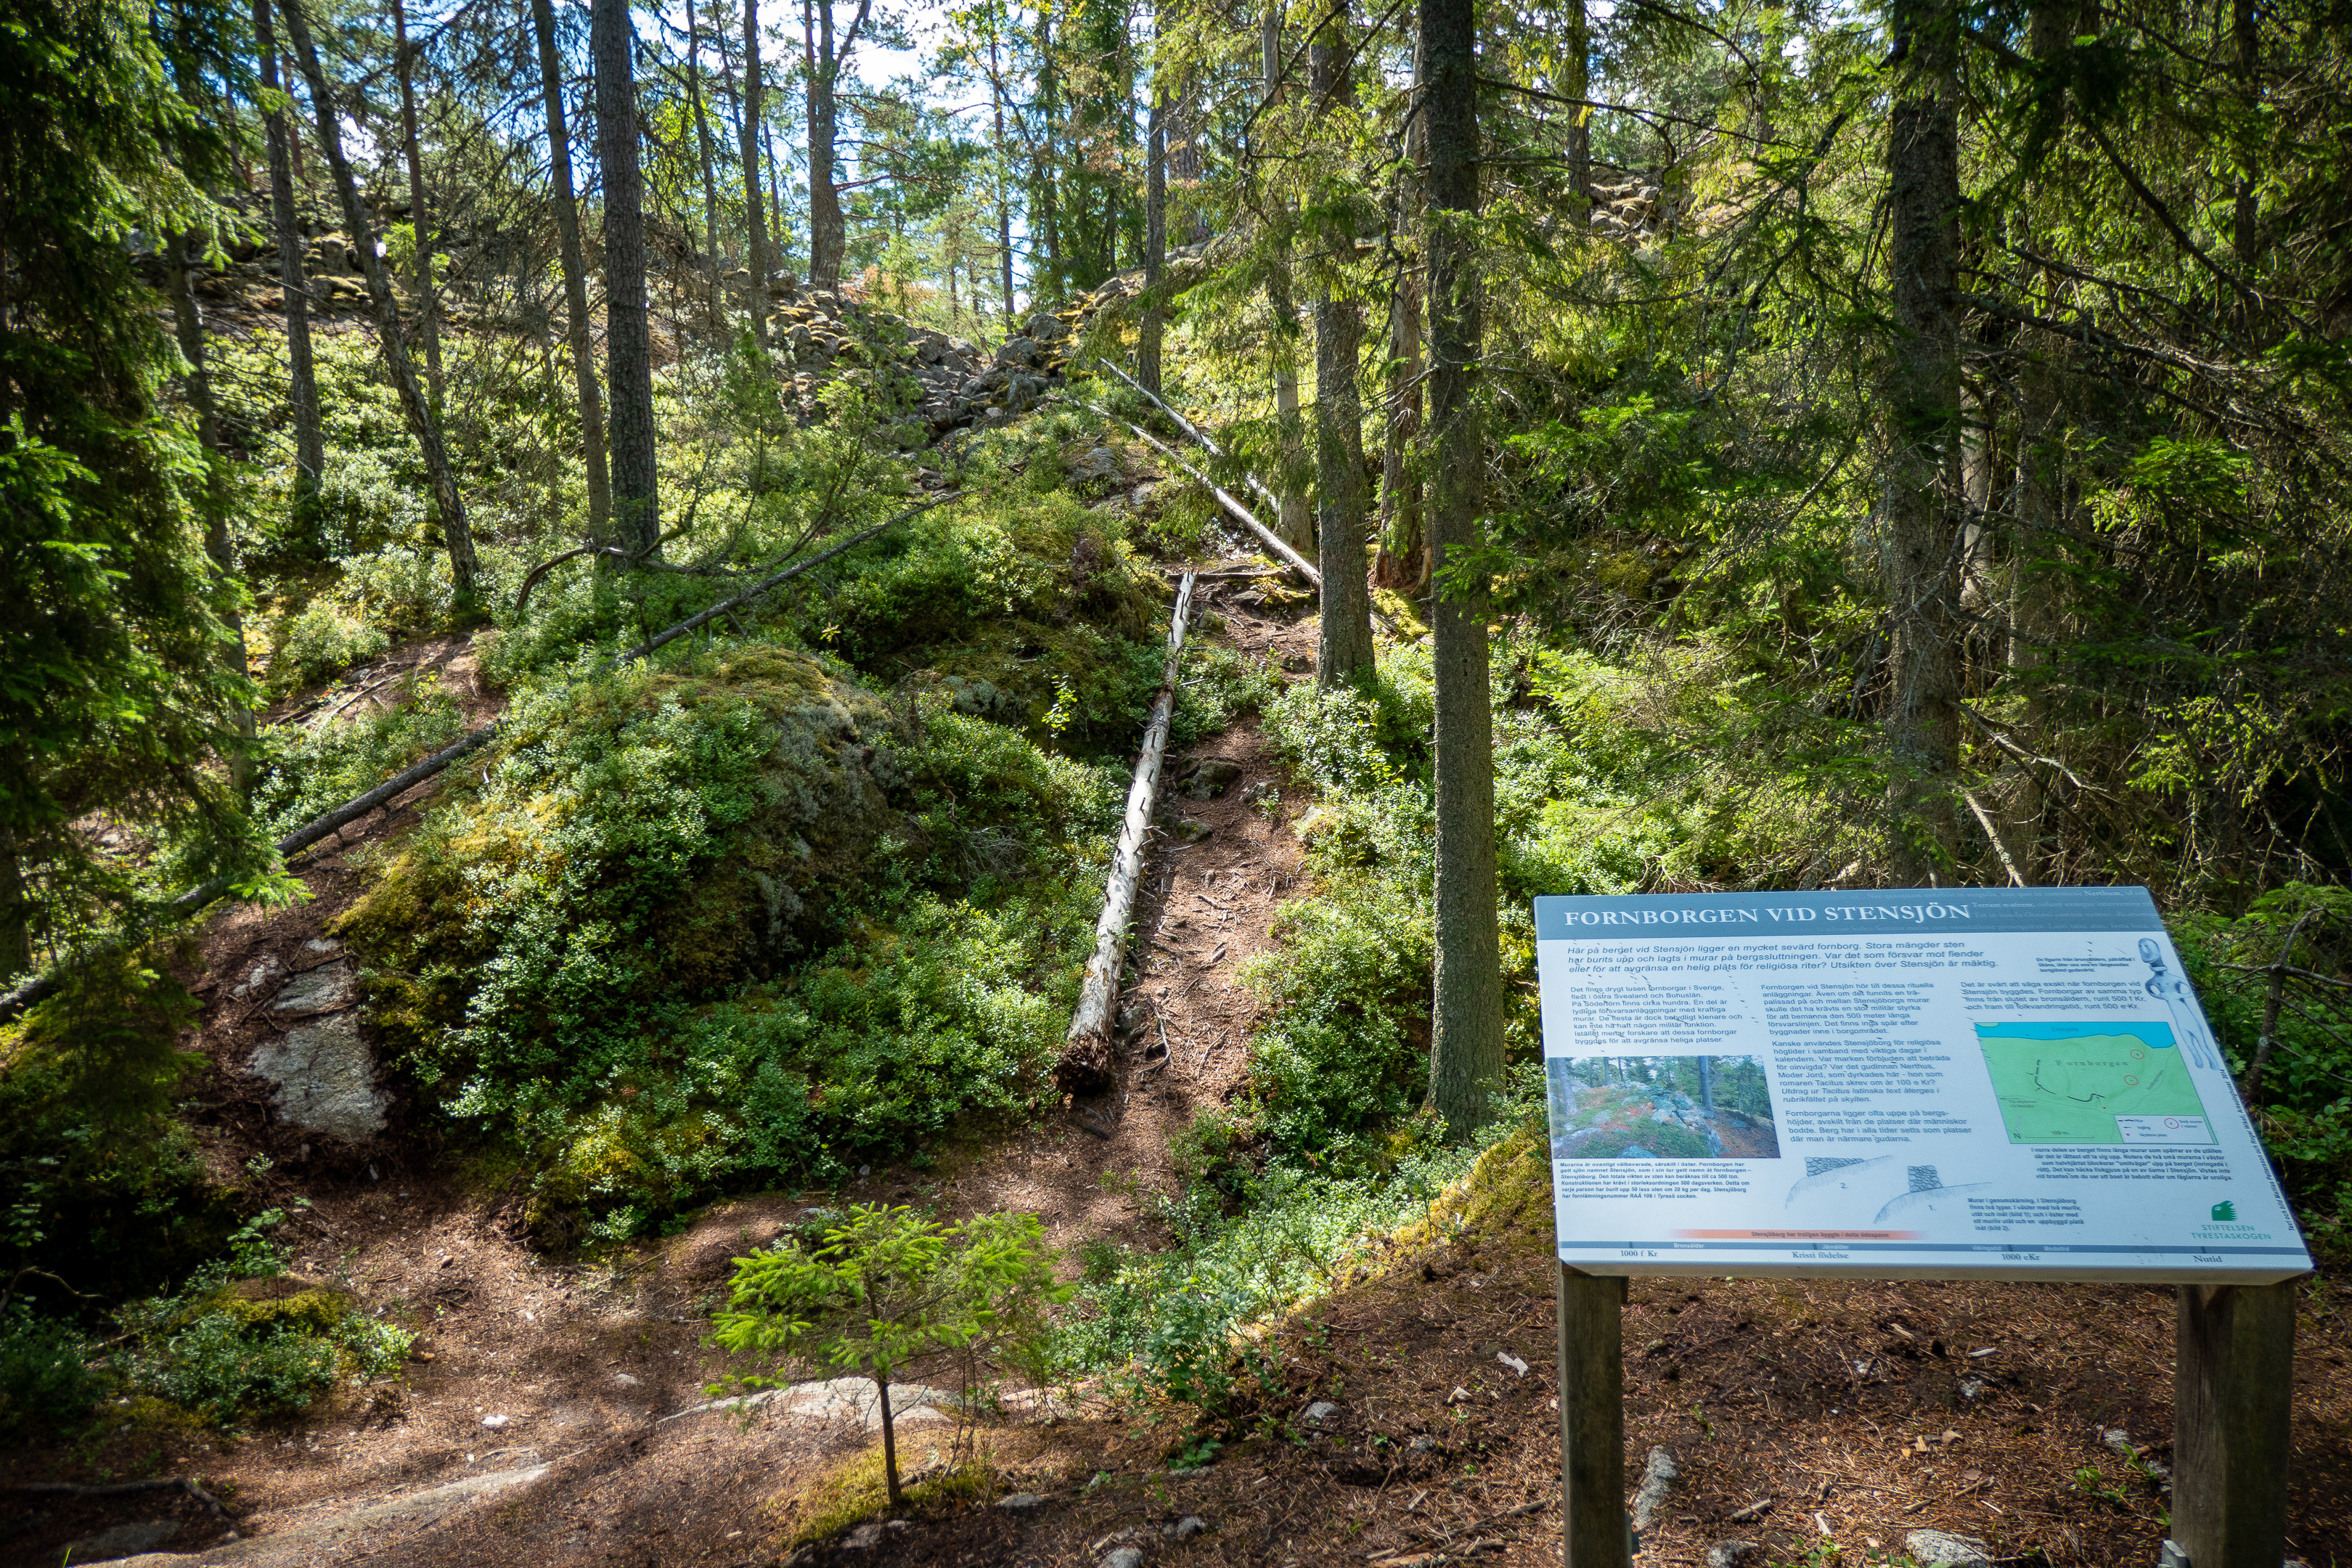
[
  {"left": 1079, "top": 399, "right": 1406, "bottom": 640},
  {"left": 0, "top": 493, "right": 965, "bottom": 1025},
  {"left": 1057, "top": 568, "right": 1198, "bottom": 1096},
  {"left": 1093, "top": 359, "right": 1282, "bottom": 516}
]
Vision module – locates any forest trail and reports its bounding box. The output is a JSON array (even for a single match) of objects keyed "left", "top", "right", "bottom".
[{"left": 1, "top": 526, "right": 1336, "bottom": 1566}]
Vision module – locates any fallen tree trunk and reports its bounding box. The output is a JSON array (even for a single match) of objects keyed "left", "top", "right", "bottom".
[
  {"left": 1057, "top": 569, "right": 1198, "bottom": 1095},
  {"left": 0, "top": 494, "right": 963, "bottom": 1024},
  {"left": 1087, "top": 405, "right": 1320, "bottom": 585},
  {"left": 1093, "top": 359, "right": 1283, "bottom": 516}
]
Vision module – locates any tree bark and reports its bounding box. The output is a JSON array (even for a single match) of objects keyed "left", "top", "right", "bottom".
[
  {"left": 1034, "top": 1, "right": 1062, "bottom": 298},
  {"left": 1879, "top": 0, "right": 1964, "bottom": 878},
  {"left": 166, "top": 231, "right": 255, "bottom": 790},
  {"left": 253, "top": 0, "right": 323, "bottom": 542},
  {"left": 529, "top": 0, "right": 612, "bottom": 539},
  {"left": 802, "top": 0, "right": 870, "bottom": 292},
  {"left": 1310, "top": 6, "right": 1373, "bottom": 685},
  {"left": 990, "top": 29, "right": 1016, "bottom": 330},
  {"left": 1421, "top": 0, "right": 1501, "bottom": 1140},
  {"left": 1563, "top": 0, "right": 1589, "bottom": 221},
  {"left": 1375, "top": 66, "right": 1425, "bottom": 590},
  {"left": 281, "top": 0, "right": 479, "bottom": 600},
  {"left": 738, "top": 0, "right": 772, "bottom": 339},
  {"left": 592, "top": 0, "right": 661, "bottom": 559},
  {"left": 1167, "top": 75, "right": 1208, "bottom": 243},
  {"left": 1060, "top": 571, "right": 1197, "bottom": 1094},
  {"left": 1262, "top": 0, "right": 1311, "bottom": 551},
  {"left": 685, "top": 0, "right": 727, "bottom": 335},
  {"left": 1140, "top": 80, "right": 1166, "bottom": 394},
  {"left": 391, "top": 0, "right": 442, "bottom": 412}
]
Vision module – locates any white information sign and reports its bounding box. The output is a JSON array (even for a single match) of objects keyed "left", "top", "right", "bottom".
[{"left": 1535, "top": 886, "right": 2311, "bottom": 1282}]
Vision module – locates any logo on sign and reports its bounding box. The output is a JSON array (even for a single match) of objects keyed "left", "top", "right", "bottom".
[{"left": 2210, "top": 1200, "right": 2237, "bottom": 1223}]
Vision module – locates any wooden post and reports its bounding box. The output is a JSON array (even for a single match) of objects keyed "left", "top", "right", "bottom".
[
  {"left": 2172, "top": 1280, "right": 2298, "bottom": 1568},
  {"left": 1557, "top": 1265, "right": 1630, "bottom": 1568}
]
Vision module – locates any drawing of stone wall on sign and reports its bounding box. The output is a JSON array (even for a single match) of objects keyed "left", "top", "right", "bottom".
[
  {"left": 1546, "top": 1055, "right": 1780, "bottom": 1159},
  {"left": 1975, "top": 1022, "right": 2210, "bottom": 1146}
]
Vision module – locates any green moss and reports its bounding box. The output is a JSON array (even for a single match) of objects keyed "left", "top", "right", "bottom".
[{"left": 206, "top": 1283, "right": 356, "bottom": 1336}]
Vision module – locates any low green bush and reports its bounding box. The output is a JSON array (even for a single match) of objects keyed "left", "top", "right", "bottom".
[{"left": 0, "top": 1305, "right": 102, "bottom": 1442}]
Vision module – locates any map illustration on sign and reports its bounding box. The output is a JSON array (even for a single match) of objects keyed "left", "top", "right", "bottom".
[{"left": 1975, "top": 1022, "right": 2210, "bottom": 1146}]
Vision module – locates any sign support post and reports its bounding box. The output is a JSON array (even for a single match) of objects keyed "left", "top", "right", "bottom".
[
  {"left": 1556, "top": 1265, "right": 1629, "bottom": 1568},
  {"left": 2173, "top": 1280, "right": 2298, "bottom": 1568}
]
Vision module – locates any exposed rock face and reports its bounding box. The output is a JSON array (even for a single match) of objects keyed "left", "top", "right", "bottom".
[{"left": 248, "top": 1012, "right": 388, "bottom": 1141}]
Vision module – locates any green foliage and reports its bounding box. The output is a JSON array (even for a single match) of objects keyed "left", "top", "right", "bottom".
[
  {"left": 0, "top": 1303, "right": 103, "bottom": 1442},
  {"left": 0, "top": 0, "right": 263, "bottom": 974},
  {"left": 712, "top": 1204, "right": 1064, "bottom": 1498},
  {"left": 250, "top": 674, "right": 463, "bottom": 838},
  {"left": 0, "top": 951, "right": 235, "bottom": 1304}
]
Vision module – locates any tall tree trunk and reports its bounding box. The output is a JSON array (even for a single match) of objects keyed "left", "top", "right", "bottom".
[
  {"left": 2231, "top": 0, "right": 2260, "bottom": 344},
  {"left": 1375, "top": 49, "right": 1425, "bottom": 590},
  {"left": 990, "top": 28, "right": 1016, "bottom": 330},
  {"left": 685, "top": 0, "right": 727, "bottom": 335},
  {"left": 1167, "top": 75, "right": 1207, "bottom": 243},
  {"left": 1262, "top": 0, "right": 1311, "bottom": 551},
  {"left": 253, "top": 0, "right": 324, "bottom": 542},
  {"left": 592, "top": 0, "right": 661, "bottom": 559},
  {"left": 1421, "top": 0, "right": 1500, "bottom": 1140},
  {"left": 1140, "top": 78, "right": 1166, "bottom": 394},
  {"left": 282, "top": 0, "right": 479, "bottom": 599},
  {"left": 1879, "top": 0, "right": 1964, "bottom": 877},
  {"left": 1564, "top": 0, "right": 1589, "bottom": 221},
  {"left": 530, "top": 0, "right": 612, "bottom": 539},
  {"left": 1034, "top": 1, "right": 1061, "bottom": 298},
  {"left": 167, "top": 232, "right": 255, "bottom": 790},
  {"left": 804, "top": 0, "right": 858, "bottom": 292},
  {"left": 391, "top": 0, "right": 443, "bottom": 412},
  {"left": 738, "top": 0, "right": 772, "bottom": 338},
  {"left": 1311, "top": 8, "right": 1372, "bottom": 684}
]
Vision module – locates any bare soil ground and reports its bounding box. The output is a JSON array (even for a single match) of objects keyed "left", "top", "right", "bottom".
[{"left": 8, "top": 596, "right": 2349, "bottom": 1568}]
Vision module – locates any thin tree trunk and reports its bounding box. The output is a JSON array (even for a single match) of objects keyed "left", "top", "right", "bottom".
[
  {"left": 1311, "top": 6, "right": 1372, "bottom": 684},
  {"left": 990, "top": 30, "right": 1015, "bottom": 330},
  {"left": 1168, "top": 75, "right": 1207, "bottom": 243},
  {"left": 530, "top": 0, "right": 612, "bottom": 539},
  {"left": 738, "top": 0, "right": 772, "bottom": 337},
  {"left": 281, "top": 0, "right": 479, "bottom": 599},
  {"left": 2231, "top": 0, "right": 2260, "bottom": 344},
  {"left": 0, "top": 827, "right": 28, "bottom": 985},
  {"left": 685, "top": 0, "right": 727, "bottom": 335},
  {"left": 391, "top": 0, "right": 443, "bottom": 412},
  {"left": 804, "top": 0, "right": 852, "bottom": 291},
  {"left": 253, "top": 0, "right": 323, "bottom": 541},
  {"left": 1262, "top": 0, "right": 1311, "bottom": 551},
  {"left": 1140, "top": 78, "right": 1166, "bottom": 395},
  {"left": 1376, "top": 68, "right": 1425, "bottom": 591},
  {"left": 592, "top": 0, "right": 661, "bottom": 558},
  {"left": 1564, "top": 0, "right": 1589, "bottom": 221},
  {"left": 1879, "top": 0, "right": 1964, "bottom": 877},
  {"left": 1035, "top": 1, "right": 1061, "bottom": 297},
  {"left": 1421, "top": 0, "right": 1501, "bottom": 1140},
  {"left": 166, "top": 231, "right": 255, "bottom": 790}
]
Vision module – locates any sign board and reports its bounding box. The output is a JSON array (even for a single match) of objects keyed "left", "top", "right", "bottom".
[{"left": 1534, "top": 886, "right": 2311, "bottom": 1282}]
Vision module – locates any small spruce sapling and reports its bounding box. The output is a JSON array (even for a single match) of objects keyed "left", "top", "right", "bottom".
[{"left": 709, "top": 1204, "right": 1066, "bottom": 1504}]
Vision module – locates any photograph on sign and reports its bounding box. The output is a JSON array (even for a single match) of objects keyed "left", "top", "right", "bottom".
[{"left": 1533, "top": 886, "right": 2311, "bottom": 1282}]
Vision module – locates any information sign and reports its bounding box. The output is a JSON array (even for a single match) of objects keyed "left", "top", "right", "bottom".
[{"left": 1534, "top": 886, "right": 2311, "bottom": 1281}]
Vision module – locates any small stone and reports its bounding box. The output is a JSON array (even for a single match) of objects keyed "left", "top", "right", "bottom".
[
  {"left": 1300, "top": 1400, "right": 1341, "bottom": 1427},
  {"left": 611, "top": 1373, "right": 640, "bottom": 1388},
  {"left": 1103, "top": 1549, "right": 1146, "bottom": 1568},
  {"left": 1239, "top": 781, "right": 1281, "bottom": 807},
  {"left": 481, "top": 1413, "right": 512, "bottom": 1429},
  {"left": 1706, "top": 1543, "right": 1765, "bottom": 1568},
  {"left": 1281, "top": 652, "right": 1313, "bottom": 673},
  {"left": 1180, "top": 759, "right": 1244, "bottom": 799},
  {"left": 1172, "top": 817, "right": 1213, "bottom": 844},
  {"left": 60, "top": 1521, "right": 179, "bottom": 1559},
  {"left": 1905, "top": 1530, "right": 1993, "bottom": 1568},
  {"left": 1170, "top": 1516, "right": 1209, "bottom": 1539},
  {"left": 1408, "top": 1434, "right": 1440, "bottom": 1453},
  {"left": 1630, "top": 1446, "right": 1678, "bottom": 1532},
  {"left": 995, "top": 1493, "right": 1048, "bottom": 1511},
  {"left": 248, "top": 1013, "right": 387, "bottom": 1140},
  {"left": 271, "top": 960, "right": 357, "bottom": 1013},
  {"left": 844, "top": 1521, "right": 888, "bottom": 1550},
  {"left": 1167, "top": 1466, "right": 1212, "bottom": 1479}
]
